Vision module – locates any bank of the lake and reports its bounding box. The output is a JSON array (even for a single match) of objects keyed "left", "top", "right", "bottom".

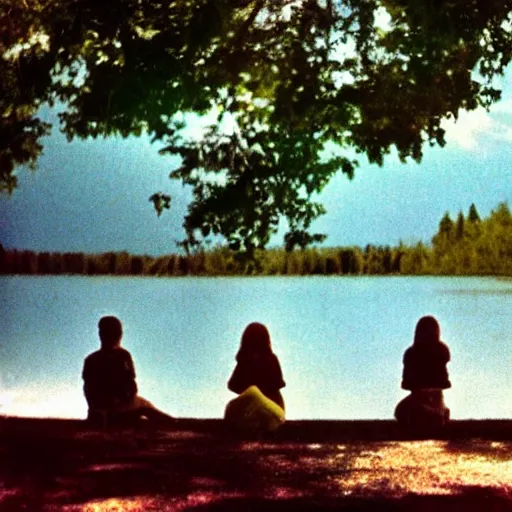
[{"left": 1, "top": 416, "right": 511, "bottom": 511}]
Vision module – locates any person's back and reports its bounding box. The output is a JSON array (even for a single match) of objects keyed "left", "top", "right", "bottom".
[
  {"left": 395, "top": 316, "right": 451, "bottom": 431},
  {"left": 82, "top": 315, "right": 174, "bottom": 426},
  {"left": 225, "top": 322, "right": 286, "bottom": 434},
  {"left": 82, "top": 346, "right": 137, "bottom": 410},
  {"left": 228, "top": 351, "right": 285, "bottom": 408},
  {"left": 402, "top": 340, "right": 451, "bottom": 391},
  {"left": 227, "top": 322, "right": 286, "bottom": 409}
]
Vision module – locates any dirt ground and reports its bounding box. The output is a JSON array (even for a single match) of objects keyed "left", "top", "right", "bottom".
[{"left": 0, "top": 417, "right": 511, "bottom": 511}]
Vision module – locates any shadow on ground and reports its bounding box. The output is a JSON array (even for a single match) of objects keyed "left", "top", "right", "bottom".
[
  {"left": 186, "top": 487, "right": 512, "bottom": 511},
  {"left": 0, "top": 418, "right": 511, "bottom": 511}
]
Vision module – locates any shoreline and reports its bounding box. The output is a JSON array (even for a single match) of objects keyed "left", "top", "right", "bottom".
[
  {"left": 2, "top": 416, "right": 512, "bottom": 440},
  {"left": 2, "top": 273, "right": 512, "bottom": 279},
  {"left": 1, "top": 416, "right": 511, "bottom": 510}
]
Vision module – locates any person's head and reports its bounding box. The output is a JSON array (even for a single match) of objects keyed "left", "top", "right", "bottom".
[
  {"left": 98, "top": 315, "right": 123, "bottom": 349},
  {"left": 414, "top": 315, "right": 441, "bottom": 347},
  {"left": 236, "top": 322, "right": 272, "bottom": 361}
]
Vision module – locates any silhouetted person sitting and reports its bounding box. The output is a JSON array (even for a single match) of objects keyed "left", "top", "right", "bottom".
[
  {"left": 395, "top": 315, "right": 451, "bottom": 432},
  {"left": 83, "top": 316, "right": 174, "bottom": 427},
  {"left": 225, "top": 323, "right": 286, "bottom": 434},
  {"left": 228, "top": 322, "right": 286, "bottom": 409}
]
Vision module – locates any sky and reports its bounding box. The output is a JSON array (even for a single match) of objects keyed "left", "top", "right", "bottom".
[{"left": 1, "top": 66, "right": 511, "bottom": 256}]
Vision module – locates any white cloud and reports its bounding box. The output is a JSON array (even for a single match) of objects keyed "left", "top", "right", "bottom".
[
  {"left": 490, "top": 98, "right": 512, "bottom": 114},
  {"left": 441, "top": 102, "right": 512, "bottom": 150},
  {"left": 441, "top": 109, "right": 492, "bottom": 149}
]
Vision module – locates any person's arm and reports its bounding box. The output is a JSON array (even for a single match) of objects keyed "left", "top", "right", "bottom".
[
  {"left": 441, "top": 342, "right": 451, "bottom": 363},
  {"left": 271, "top": 355, "right": 286, "bottom": 389},
  {"left": 439, "top": 342, "right": 451, "bottom": 388},
  {"left": 82, "top": 359, "right": 90, "bottom": 402},
  {"left": 227, "top": 363, "right": 247, "bottom": 394},
  {"left": 122, "top": 353, "right": 138, "bottom": 400},
  {"left": 401, "top": 348, "right": 412, "bottom": 390},
  {"left": 82, "top": 357, "right": 99, "bottom": 407},
  {"left": 82, "top": 360, "right": 89, "bottom": 383}
]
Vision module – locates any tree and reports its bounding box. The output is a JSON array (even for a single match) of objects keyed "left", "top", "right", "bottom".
[
  {"left": 400, "top": 241, "right": 430, "bottom": 274},
  {"left": 490, "top": 201, "right": 512, "bottom": 226},
  {"left": 468, "top": 203, "right": 481, "bottom": 223},
  {"left": 465, "top": 202, "right": 482, "bottom": 240},
  {"left": 438, "top": 212, "right": 454, "bottom": 239},
  {"left": 432, "top": 211, "right": 454, "bottom": 260},
  {"left": 455, "top": 210, "right": 465, "bottom": 240},
  {"left": 2, "top": 0, "right": 512, "bottom": 251}
]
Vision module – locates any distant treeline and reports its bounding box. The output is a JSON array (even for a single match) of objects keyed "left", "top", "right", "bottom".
[
  {"left": 400, "top": 201, "right": 512, "bottom": 276},
  {"left": 0, "top": 245, "right": 397, "bottom": 276},
  {"left": 1, "top": 202, "right": 511, "bottom": 277}
]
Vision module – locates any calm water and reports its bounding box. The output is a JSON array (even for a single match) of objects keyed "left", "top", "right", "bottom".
[{"left": 1, "top": 275, "right": 511, "bottom": 420}]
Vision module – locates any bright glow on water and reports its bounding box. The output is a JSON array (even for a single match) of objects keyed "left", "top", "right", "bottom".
[{"left": 1, "top": 275, "right": 511, "bottom": 420}]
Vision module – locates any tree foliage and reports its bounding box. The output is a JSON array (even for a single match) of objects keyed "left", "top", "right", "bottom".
[
  {"left": 406, "top": 201, "right": 512, "bottom": 275},
  {"left": 468, "top": 202, "right": 481, "bottom": 223},
  {"left": 1, "top": 0, "right": 512, "bottom": 250}
]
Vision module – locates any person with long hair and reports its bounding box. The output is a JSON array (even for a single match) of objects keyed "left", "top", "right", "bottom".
[
  {"left": 395, "top": 315, "right": 451, "bottom": 429},
  {"left": 227, "top": 322, "right": 286, "bottom": 409}
]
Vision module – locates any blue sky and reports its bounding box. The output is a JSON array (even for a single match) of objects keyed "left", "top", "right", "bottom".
[{"left": 1, "top": 66, "right": 511, "bottom": 256}]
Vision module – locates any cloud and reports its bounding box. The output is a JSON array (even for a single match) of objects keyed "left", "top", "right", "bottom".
[
  {"left": 441, "top": 109, "right": 493, "bottom": 150},
  {"left": 490, "top": 98, "right": 512, "bottom": 114},
  {"left": 441, "top": 101, "right": 512, "bottom": 150}
]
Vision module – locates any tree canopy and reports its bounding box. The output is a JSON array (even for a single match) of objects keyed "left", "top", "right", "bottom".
[{"left": 2, "top": 0, "right": 512, "bottom": 252}]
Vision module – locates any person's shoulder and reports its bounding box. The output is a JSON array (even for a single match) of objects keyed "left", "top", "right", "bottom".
[
  {"left": 83, "top": 349, "right": 102, "bottom": 376},
  {"left": 84, "top": 349, "right": 101, "bottom": 363},
  {"left": 403, "top": 346, "right": 414, "bottom": 359},
  {"left": 438, "top": 340, "right": 450, "bottom": 357},
  {"left": 85, "top": 347, "right": 132, "bottom": 361},
  {"left": 270, "top": 352, "right": 284, "bottom": 368},
  {"left": 113, "top": 347, "right": 133, "bottom": 360}
]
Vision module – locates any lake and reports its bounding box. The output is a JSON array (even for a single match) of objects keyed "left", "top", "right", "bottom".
[{"left": 1, "top": 275, "right": 511, "bottom": 420}]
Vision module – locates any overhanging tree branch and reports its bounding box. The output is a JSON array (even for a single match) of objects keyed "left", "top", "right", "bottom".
[{"left": 1, "top": 0, "right": 512, "bottom": 251}]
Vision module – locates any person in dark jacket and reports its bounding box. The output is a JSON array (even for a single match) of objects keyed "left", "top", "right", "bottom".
[
  {"left": 83, "top": 316, "right": 174, "bottom": 426},
  {"left": 395, "top": 315, "right": 451, "bottom": 430},
  {"left": 227, "top": 322, "right": 286, "bottom": 410}
]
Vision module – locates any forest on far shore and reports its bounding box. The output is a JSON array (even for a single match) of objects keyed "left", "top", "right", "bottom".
[{"left": 1, "top": 202, "right": 511, "bottom": 277}]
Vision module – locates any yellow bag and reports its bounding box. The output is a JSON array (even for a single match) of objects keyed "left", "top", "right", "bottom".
[{"left": 224, "top": 385, "right": 285, "bottom": 433}]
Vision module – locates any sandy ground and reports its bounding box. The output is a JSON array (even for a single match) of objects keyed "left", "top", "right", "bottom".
[{"left": 0, "top": 417, "right": 511, "bottom": 511}]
